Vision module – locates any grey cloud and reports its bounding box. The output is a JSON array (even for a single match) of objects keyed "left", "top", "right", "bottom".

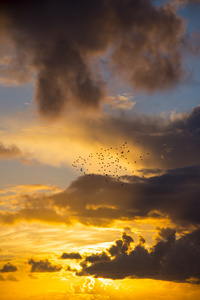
[
  {"left": 0, "top": 262, "right": 18, "bottom": 273},
  {"left": 0, "top": 0, "right": 193, "bottom": 117},
  {"left": 60, "top": 252, "right": 82, "bottom": 260},
  {"left": 51, "top": 164, "right": 200, "bottom": 227},
  {"left": 28, "top": 259, "right": 62, "bottom": 273},
  {"left": 76, "top": 229, "right": 200, "bottom": 283},
  {"left": 1, "top": 164, "right": 200, "bottom": 227},
  {"left": 84, "top": 105, "right": 200, "bottom": 170},
  {"left": 84, "top": 252, "right": 109, "bottom": 264}
]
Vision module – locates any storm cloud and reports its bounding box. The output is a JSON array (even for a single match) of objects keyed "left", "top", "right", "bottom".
[
  {"left": 76, "top": 229, "right": 200, "bottom": 283},
  {"left": 0, "top": 0, "right": 191, "bottom": 117}
]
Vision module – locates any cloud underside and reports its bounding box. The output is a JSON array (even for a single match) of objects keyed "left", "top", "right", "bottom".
[
  {"left": 0, "top": 0, "right": 191, "bottom": 117},
  {"left": 0, "top": 163, "right": 200, "bottom": 228},
  {"left": 75, "top": 229, "right": 200, "bottom": 283}
]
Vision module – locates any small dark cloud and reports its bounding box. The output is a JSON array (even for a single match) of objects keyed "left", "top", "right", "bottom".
[
  {"left": 0, "top": 262, "right": 18, "bottom": 273},
  {"left": 28, "top": 259, "right": 62, "bottom": 273},
  {"left": 60, "top": 252, "right": 82, "bottom": 260},
  {"left": 76, "top": 229, "right": 200, "bottom": 282},
  {"left": 0, "top": 0, "right": 197, "bottom": 117},
  {"left": 138, "top": 236, "right": 146, "bottom": 245}
]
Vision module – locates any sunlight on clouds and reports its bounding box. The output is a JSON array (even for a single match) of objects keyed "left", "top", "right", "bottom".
[
  {"left": 0, "top": 1, "right": 200, "bottom": 299},
  {"left": 1, "top": 276, "right": 200, "bottom": 300},
  {"left": 0, "top": 112, "right": 163, "bottom": 173}
]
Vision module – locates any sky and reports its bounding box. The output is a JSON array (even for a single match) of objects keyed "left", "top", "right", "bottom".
[{"left": 0, "top": 0, "right": 200, "bottom": 299}]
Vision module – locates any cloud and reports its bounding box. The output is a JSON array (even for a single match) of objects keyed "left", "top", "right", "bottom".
[
  {"left": 0, "top": 274, "right": 5, "bottom": 281},
  {"left": 84, "top": 252, "right": 109, "bottom": 264},
  {"left": 1, "top": 105, "right": 199, "bottom": 170},
  {"left": 79, "top": 105, "right": 200, "bottom": 170},
  {"left": 171, "top": 0, "right": 200, "bottom": 6},
  {"left": 0, "top": 262, "right": 18, "bottom": 272},
  {"left": 0, "top": 164, "right": 200, "bottom": 228},
  {"left": 60, "top": 252, "right": 82, "bottom": 260},
  {"left": 76, "top": 229, "right": 200, "bottom": 283},
  {"left": 105, "top": 94, "right": 136, "bottom": 111},
  {"left": 0, "top": 55, "right": 32, "bottom": 86},
  {"left": 0, "top": 107, "right": 199, "bottom": 227},
  {"left": 0, "top": 0, "right": 193, "bottom": 117},
  {"left": 6, "top": 274, "right": 19, "bottom": 281},
  {"left": 28, "top": 259, "right": 62, "bottom": 273},
  {"left": 0, "top": 142, "right": 22, "bottom": 160},
  {"left": 0, "top": 274, "right": 19, "bottom": 281}
]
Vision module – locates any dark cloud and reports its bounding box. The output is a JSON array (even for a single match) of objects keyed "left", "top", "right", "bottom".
[
  {"left": 1, "top": 164, "right": 200, "bottom": 228},
  {"left": 60, "top": 252, "right": 82, "bottom": 260},
  {"left": 138, "top": 236, "right": 146, "bottom": 245},
  {"left": 50, "top": 164, "right": 200, "bottom": 227},
  {"left": 28, "top": 259, "right": 62, "bottom": 273},
  {"left": 76, "top": 229, "right": 200, "bottom": 282},
  {"left": 83, "top": 105, "right": 200, "bottom": 169},
  {"left": 0, "top": 262, "right": 18, "bottom": 273},
  {"left": 0, "top": 0, "right": 192, "bottom": 117},
  {"left": 84, "top": 252, "right": 109, "bottom": 264}
]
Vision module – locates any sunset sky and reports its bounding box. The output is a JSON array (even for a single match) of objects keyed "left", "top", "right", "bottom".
[{"left": 0, "top": 0, "right": 200, "bottom": 299}]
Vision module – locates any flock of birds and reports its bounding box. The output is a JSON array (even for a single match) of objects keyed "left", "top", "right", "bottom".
[{"left": 72, "top": 142, "right": 149, "bottom": 184}]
